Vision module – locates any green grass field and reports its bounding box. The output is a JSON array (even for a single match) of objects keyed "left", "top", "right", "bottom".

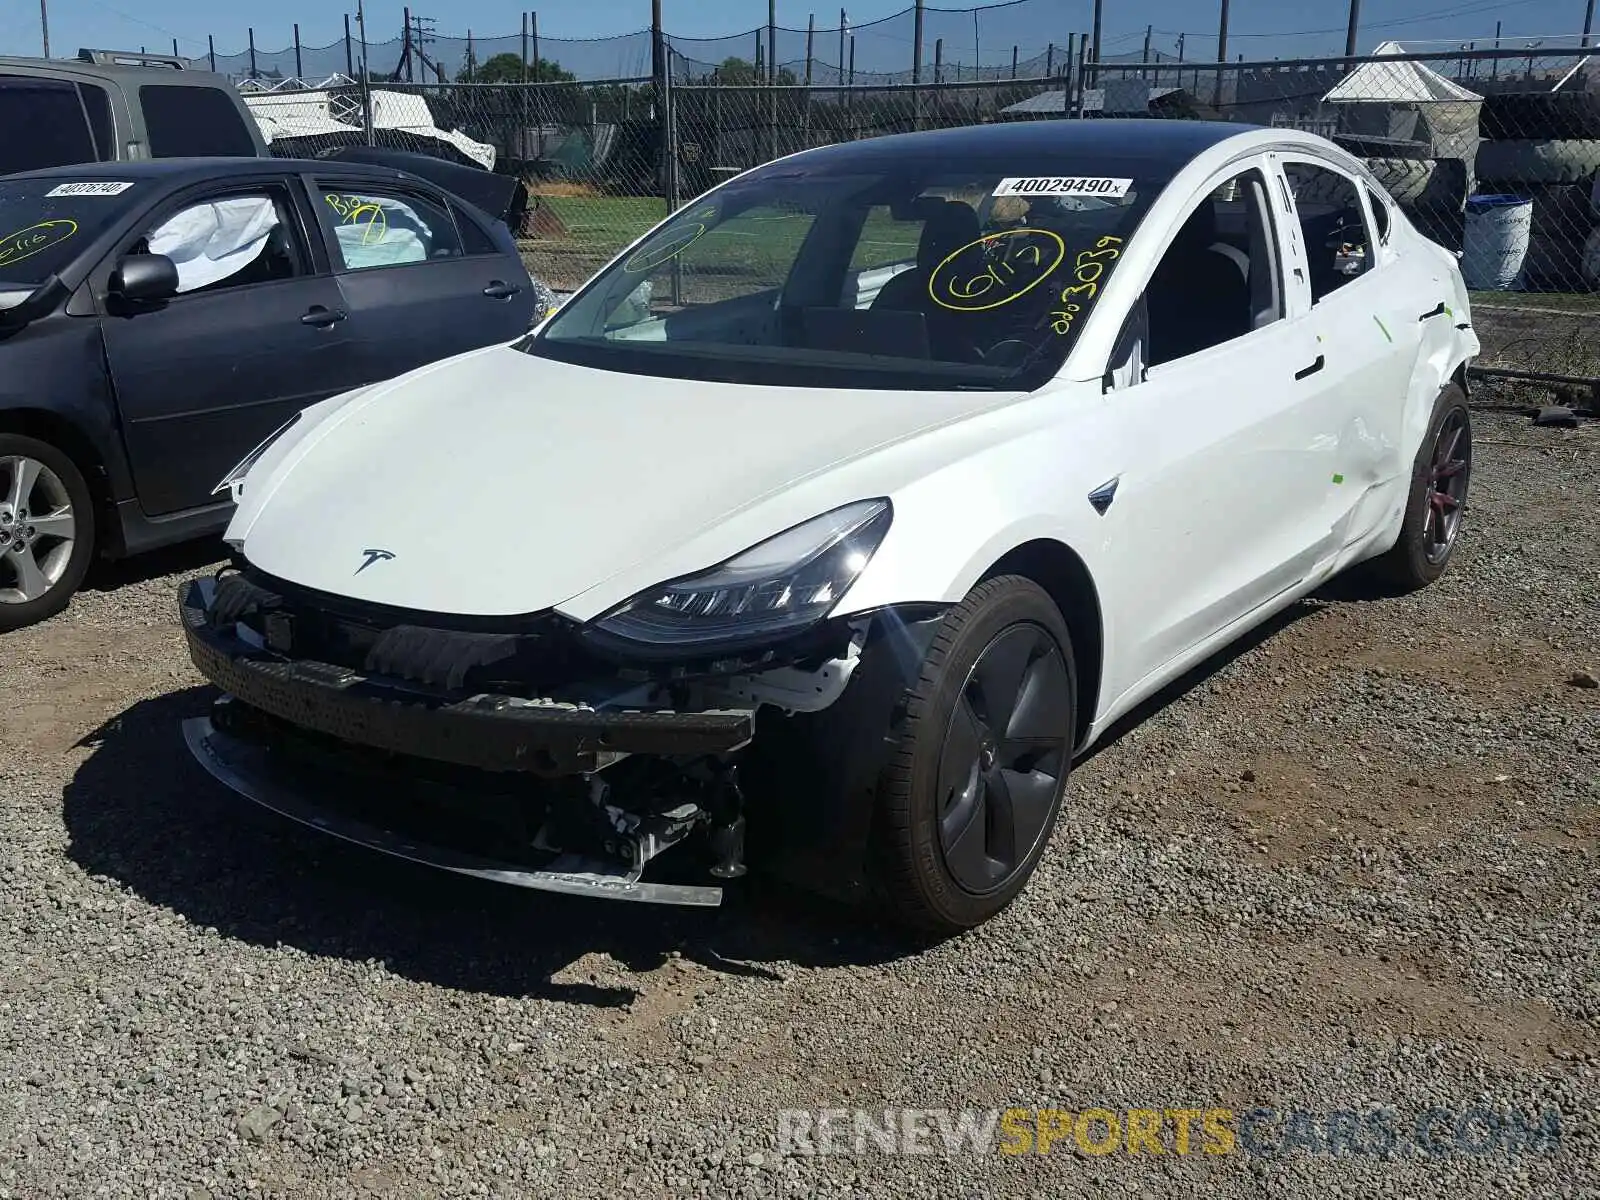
[{"left": 520, "top": 193, "right": 924, "bottom": 291}]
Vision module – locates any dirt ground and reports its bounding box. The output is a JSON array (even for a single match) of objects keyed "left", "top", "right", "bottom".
[{"left": 0, "top": 398, "right": 1596, "bottom": 1199}]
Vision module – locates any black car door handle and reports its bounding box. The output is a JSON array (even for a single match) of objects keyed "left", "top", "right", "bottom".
[
  {"left": 301, "top": 306, "right": 347, "bottom": 328},
  {"left": 1295, "top": 354, "right": 1325, "bottom": 380},
  {"left": 483, "top": 281, "right": 522, "bottom": 300},
  {"left": 1419, "top": 302, "right": 1447, "bottom": 320}
]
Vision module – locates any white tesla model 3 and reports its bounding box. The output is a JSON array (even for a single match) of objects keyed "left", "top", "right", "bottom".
[{"left": 179, "top": 119, "right": 1479, "bottom": 934}]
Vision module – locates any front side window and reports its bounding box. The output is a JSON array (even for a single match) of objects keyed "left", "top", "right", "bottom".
[
  {"left": 316, "top": 184, "right": 462, "bottom": 271},
  {"left": 140, "top": 189, "right": 302, "bottom": 295},
  {"left": 141, "top": 85, "right": 259, "bottom": 157},
  {"left": 1283, "top": 161, "right": 1374, "bottom": 303},
  {"left": 1142, "top": 168, "right": 1284, "bottom": 369},
  {"left": 526, "top": 158, "right": 1166, "bottom": 391}
]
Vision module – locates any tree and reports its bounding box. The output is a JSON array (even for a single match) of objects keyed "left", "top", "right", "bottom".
[
  {"left": 458, "top": 52, "right": 575, "bottom": 84},
  {"left": 711, "top": 56, "right": 799, "bottom": 87}
]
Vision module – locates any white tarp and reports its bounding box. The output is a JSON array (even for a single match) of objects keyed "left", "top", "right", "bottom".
[
  {"left": 369, "top": 90, "right": 496, "bottom": 170},
  {"left": 241, "top": 87, "right": 497, "bottom": 171},
  {"left": 147, "top": 197, "right": 279, "bottom": 292},
  {"left": 1323, "top": 41, "right": 1483, "bottom": 104}
]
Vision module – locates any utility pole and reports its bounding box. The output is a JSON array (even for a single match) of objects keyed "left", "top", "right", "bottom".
[
  {"left": 40, "top": 0, "right": 50, "bottom": 57},
  {"left": 1344, "top": 0, "right": 1361, "bottom": 57},
  {"left": 1492, "top": 20, "right": 1501, "bottom": 78},
  {"left": 1215, "top": 0, "right": 1230, "bottom": 107},
  {"left": 1585, "top": 0, "right": 1595, "bottom": 45},
  {"left": 1090, "top": 0, "right": 1102, "bottom": 84}
]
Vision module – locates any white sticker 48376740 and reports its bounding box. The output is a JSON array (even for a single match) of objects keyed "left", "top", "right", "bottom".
[
  {"left": 45, "top": 181, "right": 134, "bottom": 197},
  {"left": 993, "top": 176, "right": 1133, "bottom": 198}
]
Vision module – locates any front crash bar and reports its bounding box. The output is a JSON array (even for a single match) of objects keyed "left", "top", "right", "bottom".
[{"left": 182, "top": 717, "right": 724, "bottom": 906}]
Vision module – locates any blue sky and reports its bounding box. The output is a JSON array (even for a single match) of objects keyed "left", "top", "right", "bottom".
[{"left": 2, "top": 0, "right": 1592, "bottom": 71}]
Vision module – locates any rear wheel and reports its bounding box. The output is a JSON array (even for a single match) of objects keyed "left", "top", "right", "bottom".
[
  {"left": 875, "top": 576, "right": 1076, "bottom": 934},
  {"left": 0, "top": 435, "right": 94, "bottom": 633},
  {"left": 1360, "top": 384, "right": 1472, "bottom": 593}
]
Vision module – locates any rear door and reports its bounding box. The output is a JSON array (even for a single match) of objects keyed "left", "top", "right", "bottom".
[
  {"left": 97, "top": 175, "right": 363, "bottom": 516},
  {"left": 307, "top": 174, "right": 538, "bottom": 381},
  {"left": 1273, "top": 154, "right": 1420, "bottom": 553}
]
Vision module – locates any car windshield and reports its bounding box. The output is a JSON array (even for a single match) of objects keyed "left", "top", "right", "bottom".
[
  {"left": 0, "top": 178, "right": 139, "bottom": 288},
  {"left": 523, "top": 153, "right": 1167, "bottom": 391}
]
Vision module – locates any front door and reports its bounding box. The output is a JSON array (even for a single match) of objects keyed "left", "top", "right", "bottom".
[
  {"left": 1096, "top": 161, "right": 1345, "bottom": 703},
  {"left": 98, "top": 179, "right": 361, "bottom": 516}
]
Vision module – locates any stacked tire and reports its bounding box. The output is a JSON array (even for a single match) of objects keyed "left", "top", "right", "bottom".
[
  {"left": 1336, "top": 133, "right": 1470, "bottom": 253},
  {"left": 1474, "top": 91, "right": 1600, "bottom": 291}
]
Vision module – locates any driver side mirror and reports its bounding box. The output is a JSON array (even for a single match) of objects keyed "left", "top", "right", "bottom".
[{"left": 109, "top": 253, "right": 179, "bottom": 304}]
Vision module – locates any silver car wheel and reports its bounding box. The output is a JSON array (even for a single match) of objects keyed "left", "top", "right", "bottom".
[{"left": 0, "top": 455, "right": 78, "bottom": 605}]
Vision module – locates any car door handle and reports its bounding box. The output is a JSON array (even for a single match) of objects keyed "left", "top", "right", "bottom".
[
  {"left": 483, "top": 281, "right": 521, "bottom": 300},
  {"left": 1418, "top": 302, "right": 1447, "bottom": 320},
  {"left": 1294, "top": 355, "right": 1325, "bottom": 380},
  {"left": 300, "top": 305, "right": 347, "bottom": 328}
]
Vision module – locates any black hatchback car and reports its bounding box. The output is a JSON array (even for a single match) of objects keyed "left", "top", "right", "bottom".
[{"left": 0, "top": 157, "right": 540, "bottom": 630}]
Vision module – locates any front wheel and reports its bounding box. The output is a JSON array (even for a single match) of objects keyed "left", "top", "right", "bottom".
[
  {"left": 874, "top": 576, "right": 1077, "bottom": 934},
  {"left": 0, "top": 435, "right": 95, "bottom": 633}
]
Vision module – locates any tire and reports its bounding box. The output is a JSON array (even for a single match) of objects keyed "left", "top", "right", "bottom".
[
  {"left": 1520, "top": 229, "right": 1590, "bottom": 291},
  {"left": 1481, "top": 92, "right": 1600, "bottom": 142},
  {"left": 1359, "top": 384, "right": 1471, "bottom": 594},
  {"left": 1334, "top": 133, "right": 1432, "bottom": 161},
  {"left": 874, "top": 575, "right": 1077, "bottom": 934},
  {"left": 1365, "top": 157, "right": 1436, "bottom": 207},
  {"left": 0, "top": 434, "right": 95, "bottom": 633},
  {"left": 1584, "top": 227, "right": 1600, "bottom": 288},
  {"left": 1475, "top": 139, "right": 1600, "bottom": 186}
]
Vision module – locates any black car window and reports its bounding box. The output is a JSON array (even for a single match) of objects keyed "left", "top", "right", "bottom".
[
  {"left": 135, "top": 187, "right": 304, "bottom": 296},
  {"left": 141, "top": 85, "right": 259, "bottom": 158},
  {"left": 315, "top": 183, "right": 463, "bottom": 271},
  {"left": 0, "top": 177, "right": 142, "bottom": 287},
  {"left": 0, "top": 77, "right": 97, "bottom": 174},
  {"left": 452, "top": 204, "right": 500, "bottom": 256},
  {"left": 80, "top": 84, "right": 114, "bottom": 161},
  {"left": 1283, "top": 160, "right": 1375, "bottom": 302}
]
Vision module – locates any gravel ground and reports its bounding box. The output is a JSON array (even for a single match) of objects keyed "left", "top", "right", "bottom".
[{"left": 1, "top": 398, "right": 1596, "bottom": 1199}]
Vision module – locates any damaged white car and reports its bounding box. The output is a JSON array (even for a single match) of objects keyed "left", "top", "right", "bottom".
[{"left": 179, "top": 120, "right": 1479, "bottom": 934}]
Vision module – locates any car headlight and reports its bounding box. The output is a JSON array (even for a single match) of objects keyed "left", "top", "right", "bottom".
[
  {"left": 589, "top": 499, "right": 892, "bottom": 654},
  {"left": 212, "top": 413, "right": 302, "bottom": 502}
]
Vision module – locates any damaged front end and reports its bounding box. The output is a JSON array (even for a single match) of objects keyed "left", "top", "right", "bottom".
[{"left": 178, "top": 566, "right": 916, "bottom": 906}]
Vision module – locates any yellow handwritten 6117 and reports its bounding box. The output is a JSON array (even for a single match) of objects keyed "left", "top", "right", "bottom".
[
  {"left": 928, "top": 229, "right": 1065, "bottom": 313},
  {"left": 0, "top": 220, "right": 79, "bottom": 268}
]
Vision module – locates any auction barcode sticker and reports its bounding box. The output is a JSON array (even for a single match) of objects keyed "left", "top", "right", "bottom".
[
  {"left": 45, "top": 181, "right": 134, "bottom": 197},
  {"left": 993, "top": 176, "right": 1133, "bottom": 198}
]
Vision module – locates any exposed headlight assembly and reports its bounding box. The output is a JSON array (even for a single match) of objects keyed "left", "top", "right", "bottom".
[
  {"left": 212, "top": 413, "right": 302, "bottom": 502},
  {"left": 589, "top": 499, "right": 892, "bottom": 655}
]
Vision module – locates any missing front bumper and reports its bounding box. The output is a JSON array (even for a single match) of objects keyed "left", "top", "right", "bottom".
[
  {"left": 182, "top": 716, "right": 724, "bottom": 906},
  {"left": 179, "top": 577, "right": 756, "bottom": 776}
]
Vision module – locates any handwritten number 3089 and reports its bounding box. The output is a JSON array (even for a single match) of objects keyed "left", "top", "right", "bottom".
[{"left": 1051, "top": 236, "right": 1122, "bottom": 336}]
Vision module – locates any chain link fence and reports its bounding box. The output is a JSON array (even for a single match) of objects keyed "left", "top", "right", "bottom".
[
  {"left": 1085, "top": 47, "right": 1600, "bottom": 383},
  {"left": 236, "top": 41, "right": 1599, "bottom": 381}
]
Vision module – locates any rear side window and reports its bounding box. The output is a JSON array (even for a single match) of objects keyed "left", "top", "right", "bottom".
[
  {"left": 451, "top": 204, "right": 500, "bottom": 256},
  {"left": 0, "top": 77, "right": 98, "bottom": 173},
  {"left": 316, "top": 183, "right": 463, "bottom": 270},
  {"left": 1283, "top": 161, "right": 1374, "bottom": 303},
  {"left": 141, "top": 85, "right": 258, "bottom": 157}
]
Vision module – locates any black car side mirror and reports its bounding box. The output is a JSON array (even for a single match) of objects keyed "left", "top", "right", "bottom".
[{"left": 109, "top": 253, "right": 179, "bottom": 304}]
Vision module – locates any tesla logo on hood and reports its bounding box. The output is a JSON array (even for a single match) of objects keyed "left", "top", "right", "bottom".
[{"left": 355, "top": 548, "right": 396, "bottom": 575}]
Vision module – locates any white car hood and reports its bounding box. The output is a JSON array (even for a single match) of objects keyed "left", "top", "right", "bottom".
[{"left": 233, "top": 346, "right": 1026, "bottom": 618}]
